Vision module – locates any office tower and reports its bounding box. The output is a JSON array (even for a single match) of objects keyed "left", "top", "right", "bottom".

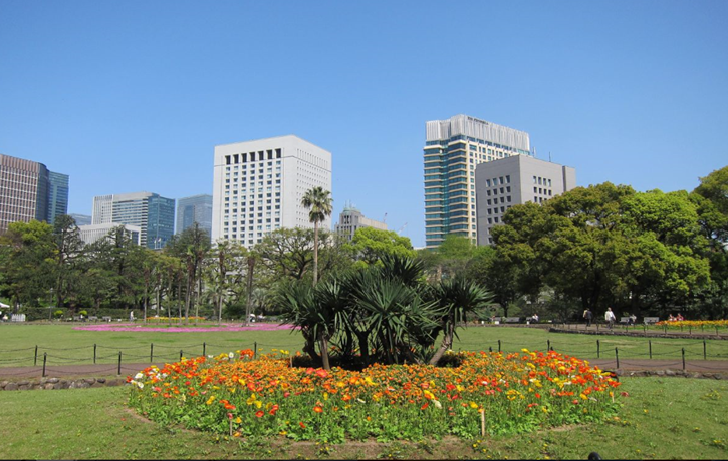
[
  {"left": 0, "top": 153, "right": 68, "bottom": 234},
  {"left": 475, "top": 155, "right": 576, "bottom": 245},
  {"left": 92, "top": 191, "right": 175, "bottom": 249},
  {"left": 335, "top": 202, "right": 388, "bottom": 242},
  {"left": 69, "top": 213, "right": 92, "bottom": 226},
  {"left": 77, "top": 223, "right": 142, "bottom": 246},
  {"left": 176, "top": 194, "right": 212, "bottom": 241},
  {"left": 212, "top": 135, "right": 332, "bottom": 247},
  {"left": 46, "top": 171, "right": 69, "bottom": 225},
  {"left": 424, "top": 115, "right": 532, "bottom": 249}
]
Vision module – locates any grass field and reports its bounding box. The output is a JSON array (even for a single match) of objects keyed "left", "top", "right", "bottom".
[
  {"left": 0, "top": 377, "right": 726, "bottom": 459},
  {"left": 1, "top": 323, "right": 726, "bottom": 369},
  {"left": 1, "top": 323, "right": 727, "bottom": 459}
]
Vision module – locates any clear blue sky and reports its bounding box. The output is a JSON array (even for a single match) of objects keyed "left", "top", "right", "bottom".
[{"left": 1, "top": 1, "right": 726, "bottom": 248}]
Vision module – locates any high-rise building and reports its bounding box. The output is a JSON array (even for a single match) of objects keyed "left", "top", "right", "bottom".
[
  {"left": 176, "top": 194, "right": 212, "bottom": 241},
  {"left": 92, "top": 191, "right": 175, "bottom": 249},
  {"left": 475, "top": 155, "right": 576, "bottom": 245},
  {"left": 212, "top": 135, "right": 332, "bottom": 247},
  {"left": 335, "top": 202, "right": 388, "bottom": 241},
  {"left": 424, "top": 115, "right": 532, "bottom": 248},
  {"left": 0, "top": 153, "right": 69, "bottom": 234}
]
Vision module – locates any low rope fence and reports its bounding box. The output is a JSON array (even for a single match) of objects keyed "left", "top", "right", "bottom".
[{"left": 0, "top": 340, "right": 290, "bottom": 377}]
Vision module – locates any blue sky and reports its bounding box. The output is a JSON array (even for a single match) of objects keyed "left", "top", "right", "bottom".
[{"left": 1, "top": 1, "right": 726, "bottom": 248}]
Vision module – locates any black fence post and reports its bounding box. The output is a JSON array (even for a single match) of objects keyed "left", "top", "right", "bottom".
[
  {"left": 703, "top": 340, "right": 707, "bottom": 360},
  {"left": 682, "top": 348, "right": 686, "bottom": 371},
  {"left": 254, "top": 342, "right": 257, "bottom": 359},
  {"left": 547, "top": 340, "right": 550, "bottom": 352},
  {"left": 498, "top": 340, "right": 501, "bottom": 353},
  {"left": 616, "top": 347, "right": 620, "bottom": 369},
  {"left": 34, "top": 345, "right": 38, "bottom": 366},
  {"left": 203, "top": 342, "right": 206, "bottom": 357},
  {"left": 649, "top": 340, "right": 652, "bottom": 360},
  {"left": 117, "top": 351, "right": 122, "bottom": 375},
  {"left": 93, "top": 344, "right": 97, "bottom": 364},
  {"left": 42, "top": 353, "right": 47, "bottom": 377},
  {"left": 180, "top": 350, "right": 183, "bottom": 361},
  {"left": 597, "top": 340, "right": 600, "bottom": 358},
  {"left": 150, "top": 343, "right": 154, "bottom": 363}
]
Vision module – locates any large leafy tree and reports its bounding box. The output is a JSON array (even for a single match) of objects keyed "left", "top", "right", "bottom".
[
  {"left": 348, "top": 227, "right": 417, "bottom": 267},
  {"left": 301, "top": 186, "right": 333, "bottom": 286},
  {"left": 0, "top": 220, "right": 56, "bottom": 311},
  {"left": 51, "top": 214, "right": 84, "bottom": 310}
]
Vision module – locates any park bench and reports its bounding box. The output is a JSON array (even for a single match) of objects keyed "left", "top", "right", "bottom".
[
  {"left": 502, "top": 317, "right": 521, "bottom": 324},
  {"left": 102, "top": 316, "right": 112, "bottom": 322},
  {"left": 88, "top": 316, "right": 98, "bottom": 322},
  {"left": 643, "top": 317, "right": 660, "bottom": 325}
]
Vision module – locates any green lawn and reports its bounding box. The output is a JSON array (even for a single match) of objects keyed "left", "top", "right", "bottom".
[
  {"left": 1, "top": 323, "right": 727, "bottom": 459},
  {"left": 1, "top": 323, "right": 726, "bottom": 369},
  {"left": 0, "top": 378, "right": 726, "bottom": 459}
]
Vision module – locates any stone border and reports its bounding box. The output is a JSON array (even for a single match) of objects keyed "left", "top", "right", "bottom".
[{"left": 0, "top": 376, "right": 128, "bottom": 391}]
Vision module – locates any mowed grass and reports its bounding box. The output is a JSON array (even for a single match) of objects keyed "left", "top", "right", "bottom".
[
  {"left": 0, "top": 378, "right": 727, "bottom": 459},
  {"left": 1, "top": 323, "right": 727, "bottom": 370}
]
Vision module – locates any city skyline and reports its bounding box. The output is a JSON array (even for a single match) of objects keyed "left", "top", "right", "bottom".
[{"left": 1, "top": 1, "right": 726, "bottom": 248}]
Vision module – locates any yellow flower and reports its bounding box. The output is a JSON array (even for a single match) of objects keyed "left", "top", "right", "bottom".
[{"left": 206, "top": 395, "right": 216, "bottom": 405}]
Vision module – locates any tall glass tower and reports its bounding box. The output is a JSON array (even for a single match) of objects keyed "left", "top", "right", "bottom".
[
  {"left": 47, "top": 171, "right": 69, "bottom": 225},
  {"left": 176, "top": 194, "right": 212, "bottom": 242},
  {"left": 424, "top": 115, "right": 531, "bottom": 249}
]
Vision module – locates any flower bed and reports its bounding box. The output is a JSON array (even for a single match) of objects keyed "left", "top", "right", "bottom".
[
  {"left": 74, "top": 323, "right": 294, "bottom": 333},
  {"left": 128, "top": 349, "right": 622, "bottom": 442},
  {"left": 655, "top": 320, "right": 728, "bottom": 328}
]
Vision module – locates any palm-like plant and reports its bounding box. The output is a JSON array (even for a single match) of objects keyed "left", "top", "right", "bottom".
[
  {"left": 301, "top": 187, "right": 333, "bottom": 285},
  {"left": 429, "top": 277, "right": 493, "bottom": 365}
]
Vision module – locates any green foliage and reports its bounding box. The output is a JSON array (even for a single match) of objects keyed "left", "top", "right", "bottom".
[{"left": 348, "top": 227, "right": 416, "bottom": 267}]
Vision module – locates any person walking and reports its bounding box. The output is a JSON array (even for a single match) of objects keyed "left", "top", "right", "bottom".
[
  {"left": 583, "top": 308, "right": 593, "bottom": 327},
  {"left": 604, "top": 307, "right": 616, "bottom": 330}
]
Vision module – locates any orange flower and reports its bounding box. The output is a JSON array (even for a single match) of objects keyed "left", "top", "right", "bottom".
[{"left": 313, "top": 405, "right": 323, "bottom": 413}]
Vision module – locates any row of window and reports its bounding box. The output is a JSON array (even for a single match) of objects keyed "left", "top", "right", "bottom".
[
  {"left": 533, "top": 175, "right": 551, "bottom": 186},
  {"left": 484, "top": 175, "right": 511, "bottom": 187},
  {"left": 224, "top": 149, "right": 282, "bottom": 165}
]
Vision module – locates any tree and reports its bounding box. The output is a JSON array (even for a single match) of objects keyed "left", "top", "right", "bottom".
[
  {"left": 301, "top": 186, "right": 333, "bottom": 286},
  {"left": 205, "top": 239, "right": 248, "bottom": 323},
  {"left": 51, "top": 214, "right": 84, "bottom": 310},
  {"left": 253, "top": 227, "right": 315, "bottom": 281},
  {"left": 429, "top": 277, "right": 492, "bottom": 365},
  {"left": 0, "top": 220, "right": 56, "bottom": 311},
  {"left": 165, "top": 223, "right": 211, "bottom": 322},
  {"left": 348, "top": 227, "right": 417, "bottom": 267}
]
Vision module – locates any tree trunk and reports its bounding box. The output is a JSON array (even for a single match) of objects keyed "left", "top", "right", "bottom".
[
  {"left": 313, "top": 221, "right": 319, "bottom": 286},
  {"left": 429, "top": 319, "right": 455, "bottom": 366},
  {"left": 319, "top": 332, "right": 330, "bottom": 371}
]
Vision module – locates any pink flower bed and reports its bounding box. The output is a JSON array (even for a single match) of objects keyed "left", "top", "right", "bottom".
[{"left": 73, "top": 323, "right": 295, "bottom": 333}]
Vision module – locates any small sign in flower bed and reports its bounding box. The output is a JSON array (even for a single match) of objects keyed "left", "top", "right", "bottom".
[{"left": 128, "top": 349, "right": 622, "bottom": 443}]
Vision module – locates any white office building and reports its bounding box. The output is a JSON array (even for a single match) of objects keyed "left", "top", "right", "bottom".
[
  {"left": 212, "top": 135, "right": 332, "bottom": 247},
  {"left": 78, "top": 223, "right": 142, "bottom": 246}
]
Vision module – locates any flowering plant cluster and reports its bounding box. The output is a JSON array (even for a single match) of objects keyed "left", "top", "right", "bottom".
[
  {"left": 128, "top": 349, "right": 622, "bottom": 442},
  {"left": 655, "top": 320, "right": 728, "bottom": 328}
]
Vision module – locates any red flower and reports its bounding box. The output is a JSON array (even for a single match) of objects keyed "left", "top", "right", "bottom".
[
  {"left": 255, "top": 410, "right": 264, "bottom": 418},
  {"left": 299, "top": 421, "right": 306, "bottom": 429},
  {"left": 421, "top": 402, "right": 429, "bottom": 410},
  {"left": 269, "top": 404, "right": 279, "bottom": 416}
]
